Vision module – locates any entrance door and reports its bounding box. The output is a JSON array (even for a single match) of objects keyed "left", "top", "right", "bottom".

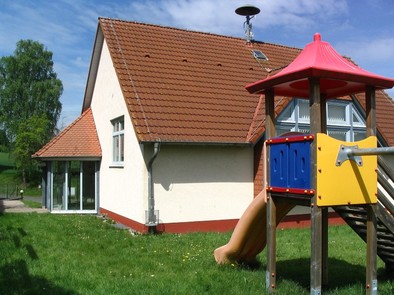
[
  {"left": 50, "top": 161, "right": 98, "bottom": 212},
  {"left": 82, "top": 161, "right": 96, "bottom": 210}
]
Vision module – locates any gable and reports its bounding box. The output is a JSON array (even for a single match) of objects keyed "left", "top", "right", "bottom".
[
  {"left": 33, "top": 108, "right": 101, "bottom": 160},
  {"left": 83, "top": 18, "right": 300, "bottom": 144}
]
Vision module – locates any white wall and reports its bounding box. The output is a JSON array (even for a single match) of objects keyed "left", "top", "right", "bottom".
[
  {"left": 91, "top": 40, "right": 254, "bottom": 226},
  {"left": 153, "top": 145, "right": 254, "bottom": 223},
  {"left": 90, "top": 40, "right": 147, "bottom": 223}
]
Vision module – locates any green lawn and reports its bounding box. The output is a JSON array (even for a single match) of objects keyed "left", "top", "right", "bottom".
[
  {"left": 0, "top": 152, "right": 15, "bottom": 168},
  {"left": 0, "top": 152, "right": 42, "bottom": 197},
  {"left": 0, "top": 213, "right": 393, "bottom": 294},
  {"left": 0, "top": 152, "right": 17, "bottom": 184}
]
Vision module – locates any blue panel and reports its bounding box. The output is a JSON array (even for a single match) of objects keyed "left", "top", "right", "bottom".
[
  {"left": 270, "top": 143, "right": 288, "bottom": 188},
  {"left": 288, "top": 141, "right": 310, "bottom": 189},
  {"left": 269, "top": 140, "right": 311, "bottom": 189}
]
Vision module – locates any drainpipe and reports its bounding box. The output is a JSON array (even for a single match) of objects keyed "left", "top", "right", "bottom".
[{"left": 147, "top": 141, "right": 161, "bottom": 234}]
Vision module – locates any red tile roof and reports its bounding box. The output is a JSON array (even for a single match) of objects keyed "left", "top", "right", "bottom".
[
  {"left": 31, "top": 19, "right": 394, "bottom": 162},
  {"left": 246, "top": 33, "right": 394, "bottom": 98},
  {"left": 81, "top": 18, "right": 394, "bottom": 147},
  {"left": 33, "top": 108, "right": 101, "bottom": 159},
  {"left": 354, "top": 91, "right": 394, "bottom": 146},
  {"left": 96, "top": 18, "right": 301, "bottom": 143}
]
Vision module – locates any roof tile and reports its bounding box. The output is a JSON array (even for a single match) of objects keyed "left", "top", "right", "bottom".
[
  {"left": 98, "top": 18, "right": 300, "bottom": 143},
  {"left": 80, "top": 18, "right": 394, "bottom": 146},
  {"left": 33, "top": 108, "right": 101, "bottom": 159}
]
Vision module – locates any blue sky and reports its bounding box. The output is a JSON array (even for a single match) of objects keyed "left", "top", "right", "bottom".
[{"left": 1, "top": 0, "right": 393, "bottom": 128}]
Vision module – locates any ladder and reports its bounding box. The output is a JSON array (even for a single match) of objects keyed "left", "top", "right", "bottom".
[{"left": 334, "top": 157, "right": 394, "bottom": 273}]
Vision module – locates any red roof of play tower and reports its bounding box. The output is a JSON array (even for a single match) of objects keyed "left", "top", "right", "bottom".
[{"left": 246, "top": 33, "right": 394, "bottom": 98}]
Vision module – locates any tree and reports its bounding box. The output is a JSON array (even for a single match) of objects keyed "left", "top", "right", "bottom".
[
  {"left": 0, "top": 40, "right": 63, "bottom": 183},
  {"left": 14, "top": 116, "right": 50, "bottom": 186},
  {"left": 0, "top": 39, "right": 63, "bottom": 144}
]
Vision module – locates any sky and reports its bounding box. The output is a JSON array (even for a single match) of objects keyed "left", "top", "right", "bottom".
[{"left": 1, "top": 0, "right": 393, "bottom": 128}]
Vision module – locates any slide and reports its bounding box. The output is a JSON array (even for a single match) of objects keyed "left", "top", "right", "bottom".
[
  {"left": 214, "top": 141, "right": 294, "bottom": 265},
  {"left": 214, "top": 189, "right": 294, "bottom": 265}
]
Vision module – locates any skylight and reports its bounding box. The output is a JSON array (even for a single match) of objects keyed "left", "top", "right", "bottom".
[{"left": 252, "top": 50, "right": 268, "bottom": 61}]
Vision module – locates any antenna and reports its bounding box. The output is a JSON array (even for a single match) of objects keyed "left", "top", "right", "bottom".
[{"left": 235, "top": 4, "right": 260, "bottom": 43}]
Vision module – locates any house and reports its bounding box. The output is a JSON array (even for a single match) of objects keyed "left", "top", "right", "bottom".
[{"left": 33, "top": 17, "right": 394, "bottom": 233}]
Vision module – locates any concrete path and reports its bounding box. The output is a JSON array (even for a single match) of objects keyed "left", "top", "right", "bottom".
[{"left": 0, "top": 199, "right": 48, "bottom": 213}]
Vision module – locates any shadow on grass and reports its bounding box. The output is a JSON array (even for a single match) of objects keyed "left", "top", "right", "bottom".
[
  {"left": 276, "top": 257, "right": 381, "bottom": 292},
  {"left": 0, "top": 260, "right": 78, "bottom": 295}
]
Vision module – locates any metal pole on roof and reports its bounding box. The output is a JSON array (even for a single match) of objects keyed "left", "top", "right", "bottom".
[{"left": 235, "top": 5, "right": 260, "bottom": 43}]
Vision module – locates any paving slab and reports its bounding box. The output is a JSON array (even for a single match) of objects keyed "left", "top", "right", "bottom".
[{"left": 0, "top": 199, "right": 48, "bottom": 213}]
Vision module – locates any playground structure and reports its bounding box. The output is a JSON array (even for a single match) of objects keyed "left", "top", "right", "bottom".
[{"left": 215, "top": 33, "right": 394, "bottom": 294}]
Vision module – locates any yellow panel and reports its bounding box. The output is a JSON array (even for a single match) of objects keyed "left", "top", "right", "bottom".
[{"left": 316, "top": 133, "right": 377, "bottom": 206}]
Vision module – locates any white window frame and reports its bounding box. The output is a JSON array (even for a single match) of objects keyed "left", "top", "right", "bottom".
[
  {"left": 112, "top": 116, "right": 124, "bottom": 165},
  {"left": 276, "top": 99, "right": 366, "bottom": 142},
  {"left": 49, "top": 161, "right": 98, "bottom": 213}
]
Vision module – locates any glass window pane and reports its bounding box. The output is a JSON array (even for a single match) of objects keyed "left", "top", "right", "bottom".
[
  {"left": 298, "top": 100, "right": 310, "bottom": 122},
  {"left": 353, "top": 113, "right": 360, "bottom": 123},
  {"left": 328, "top": 104, "right": 347, "bottom": 123},
  {"left": 120, "top": 134, "right": 124, "bottom": 161},
  {"left": 67, "top": 161, "right": 80, "bottom": 210},
  {"left": 112, "top": 117, "right": 124, "bottom": 163},
  {"left": 114, "top": 136, "right": 119, "bottom": 162},
  {"left": 82, "top": 162, "right": 96, "bottom": 210},
  {"left": 328, "top": 130, "right": 347, "bottom": 141},
  {"left": 277, "top": 104, "right": 293, "bottom": 122},
  {"left": 53, "top": 161, "right": 66, "bottom": 210},
  {"left": 298, "top": 127, "right": 310, "bottom": 134},
  {"left": 352, "top": 110, "right": 365, "bottom": 127}
]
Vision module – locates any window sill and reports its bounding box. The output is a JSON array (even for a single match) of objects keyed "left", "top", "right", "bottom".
[{"left": 109, "top": 163, "right": 124, "bottom": 168}]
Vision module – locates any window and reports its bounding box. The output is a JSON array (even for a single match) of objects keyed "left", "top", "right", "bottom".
[
  {"left": 252, "top": 50, "right": 269, "bottom": 61},
  {"left": 112, "top": 117, "right": 124, "bottom": 164},
  {"left": 50, "top": 161, "right": 97, "bottom": 212},
  {"left": 276, "top": 99, "right": 366, "bottom": 142}
]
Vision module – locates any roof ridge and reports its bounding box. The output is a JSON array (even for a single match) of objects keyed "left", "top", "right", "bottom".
[{"left": 98, "top": 17, "right": 302, "bottom": 51}]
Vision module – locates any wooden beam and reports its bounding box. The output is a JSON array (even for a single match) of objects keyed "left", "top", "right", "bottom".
[
  {"left": 309, "top": 77, "right": 323, "bottom": 295},
  {"left": 320, "top": 94, "right": 329, "bottom": 287},
  {"left": 365, "top": 85, "right": 377, "bottom": 295},
  {"left": 366, "top": 86, "right": 376, "bottom": 137},
  {"left": 265, "top": 89, "right": 277, "bottom": 293}
]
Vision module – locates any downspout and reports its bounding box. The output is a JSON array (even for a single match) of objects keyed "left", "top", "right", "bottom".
[{"left": 147, "top": 141, "right": 161, "bottom": 233}]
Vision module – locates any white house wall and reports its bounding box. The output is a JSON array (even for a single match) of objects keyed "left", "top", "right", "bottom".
[
  {"left": 90, "top": 39, "right": 147, "bottom": 224},
  {"left": 90, "top": 39, "right": 254, "bottom": 228},
  {"left": 153, "top": 145, "right": 254, "bottom": 223}
]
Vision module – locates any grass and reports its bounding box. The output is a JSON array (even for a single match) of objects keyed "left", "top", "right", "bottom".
[
  {"left": 22, "top": 198, "right": 42, "bottom": 208},
  {"left": 0, "top": 213, "right": 393, "bottom": 294},
  {"left": 0, "top": 152, "right": 42, "bottom": 197},
  {"left": 0, "top": 152, "right": 15, "bottom": 168}
]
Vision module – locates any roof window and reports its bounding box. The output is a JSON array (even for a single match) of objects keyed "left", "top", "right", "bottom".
[{"left": 252, "top": 50, "right": 268, "bottom": 61}]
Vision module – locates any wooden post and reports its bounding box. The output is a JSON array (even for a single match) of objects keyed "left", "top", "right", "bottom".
[
  {"left": 320, "top": 95, "right": 329, "bottom": 287},
  {"left": 365, "top": 86, "right": 377, "bottom": 295},
  {"left": 265, "top": 88, "right": 277, "bottom": 293},
  {"left": 309, "top": 77, "right": 323, "bottom": 295}
]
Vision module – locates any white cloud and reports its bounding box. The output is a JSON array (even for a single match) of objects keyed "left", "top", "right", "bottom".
[
  {"left": 117, "top": 0, "right": 349, "bottom": 36},
  {"left": 1, "top": 0, "right": 392, "bottom": 127},
  {"left": 339, "top": 37, "right": 394, "bottom": 63}
]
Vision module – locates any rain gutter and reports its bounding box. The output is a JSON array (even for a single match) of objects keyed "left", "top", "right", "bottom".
[{"left": 146, "top": 141, "right": 161, "bottom": 234}]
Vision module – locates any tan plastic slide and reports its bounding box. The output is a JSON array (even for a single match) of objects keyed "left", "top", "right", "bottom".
[
  {"left": 214, "top": 189, "right": 294, "bottom": 265},
  {"left": 214, "top": 142, "right": 294, "bottom": 265}
]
